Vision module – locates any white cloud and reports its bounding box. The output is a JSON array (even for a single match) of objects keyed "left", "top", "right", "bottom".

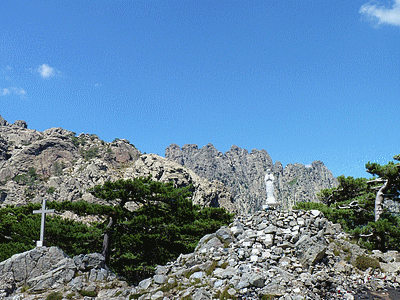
[
  {"left": 1, "top": 87, "right": 26, "bottom": 97},
  {"left": 360, "top": 0, "right": 400, "bottom": 27},
  {"left": 2, "top": 88, "right": 10, "bottom": 96},
  {"left": 14, "top": 87, "right": 26, "bottom": 96},
  {"left": 37, "top": 64, "right": 57, "bottom": 79}
]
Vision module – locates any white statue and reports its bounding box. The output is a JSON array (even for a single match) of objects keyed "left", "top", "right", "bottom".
[{"left": 263, "top": 169, "right": 278, "bottom": 210}]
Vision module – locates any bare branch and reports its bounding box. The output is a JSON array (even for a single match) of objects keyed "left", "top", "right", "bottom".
[
  {"left": 359, "top": 232, "right": 373, "bottom": 237},
  {"left": 367, "top": 179, "right": 386, "bottom": 184},
  {"left": 338, "top": 201, "right": 359, "bottom": 209}
]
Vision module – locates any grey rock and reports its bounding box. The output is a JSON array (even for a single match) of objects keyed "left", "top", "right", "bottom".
[
  {"left": 0, "top": 246, "right": 119, "bottom": 297},
  {"left": 153, "top": 274, "right": 168, "bottom": 284},
  {"left": 0, "top": 124, "right": 234, "bottom": 214},
  {"left": 82, "top": 253, "right": 105, "bottom": 270},
  {"left": 165, "top": 143, "right": 338, "bottom": 213},
  {"left": 150, "top": 291, "right": 164, "bottom": 299},
  {"left": 155, "top": 265, "right": 169, "bottom": 275},
  {"left": 0, "top": 115, "right": 9, "bottom": 126},
  {"left": 67, "top": 276, "right": 83, "bottom": 291},
  {"left": 248, "top": 273, "right": 266, "bottom": 288},
  {"left": 216, "top": 227, "right": 233, "bottom": 244},
  {"left": 295, "top": 235, "right": 327, "bottom": 268},
  {"left": 193, "top": 287, "right": 211, "bottom": 300},
  {"left": 13, "top": 120, "right": 27, "bottom": 129},
  {"left": 197, "top": 236, "right": 224, "bottom": 252},
  {"left": 213, "top": 266, "right": 236, "bottom": 279},
  {"left": 189, "top": 271, "right": 204, "bottom": 280},
  {"left": 4, "top": 209, "right": 400, "bottom": 300},
  {"left": 262, "top": 281, "right": 285, "bottom": 296},
  {"left": 138, "top": 278, "right": 152, "bottom": 290}
]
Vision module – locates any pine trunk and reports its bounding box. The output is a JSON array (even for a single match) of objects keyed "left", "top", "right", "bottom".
[
  {"left": 375, "top": 179, "right": 391, "bottom": 222},
  {"left": 102, "top": 215, "right": 115, "bottom": 264}
]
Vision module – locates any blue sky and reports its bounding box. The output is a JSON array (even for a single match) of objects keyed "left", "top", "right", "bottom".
[{"left": 1, "top": 0, "right": 399, "bottom": 179}]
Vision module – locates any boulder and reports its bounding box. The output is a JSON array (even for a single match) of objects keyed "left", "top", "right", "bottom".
[
  {"left": 0, "top": 247, "right": 115, "bottom": 297},
  {"left": 295, "top": 234, "right": 327, "bottom": 268}
]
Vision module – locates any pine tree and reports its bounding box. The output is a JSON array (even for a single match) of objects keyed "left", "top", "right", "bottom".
[
  {"left": 366, "top": 155, "right": 400, "bottom": 221},
  {"left": 88, "top": 176, "right": 192, "bottom": 263}
]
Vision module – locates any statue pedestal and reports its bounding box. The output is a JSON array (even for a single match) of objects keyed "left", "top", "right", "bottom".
[{"left": 264, "top": 197, "right": 279, "bottom": 210}]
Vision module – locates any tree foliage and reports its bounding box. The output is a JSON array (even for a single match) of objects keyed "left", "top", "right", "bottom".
[
  {"left": 295, "top": 154, "right": 400, "bottom": 251},
  {"left": 89, "top": 176, "right": 234, "bottom": 284},
  {"left": 0, "top": 177, "right": 234, "bottom": 285},
  {"left": 366, "top": 156, "right": 400, "bottom": 221},
  {"left": 0, "top": 202, "right": 103, "bottom": 262}
]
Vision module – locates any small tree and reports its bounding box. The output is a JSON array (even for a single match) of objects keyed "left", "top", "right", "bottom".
[
  {"left": 89, "top": 176, "right": 234, "bottom": 284},
  {"left": 88, "top": 176, "right": 192, "bottom": 263},
  {"left": 310, "top": 154, "right": 400, "bottom": 251},
  {"left": 366, "top": 155, "right": 400, "bottom": 221}
]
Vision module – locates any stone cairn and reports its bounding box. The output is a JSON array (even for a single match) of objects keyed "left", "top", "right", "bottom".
[
  {"left": 2, "top": 209, "right": 400, "bottom": 299},
  {"left": 131, "top": 209, "right": 400, "bottom": 300}
]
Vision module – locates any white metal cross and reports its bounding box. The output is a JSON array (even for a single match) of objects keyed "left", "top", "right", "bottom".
[{"left": 33, "top": 199, "right": 55, "bottom": 247}]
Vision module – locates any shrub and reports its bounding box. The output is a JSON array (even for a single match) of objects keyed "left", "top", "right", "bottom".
[
  {"left": 206, "top": 261, "right": 219, "bottom": 276},
  {"left": 46, "top": 291, "right": 63, "bottom": 300},
  {"left": 261, "top": 295, "right": 278, "bottom": 300},
  {"left": 129, "top": 293, "right": 146, "bottom": 299},
  {"left": 80, "top": 147, "right": 99, "bottom": 160},
  {"left": 79, "top": 289, "right": 97, "bottom": 297},
  {"left": 20, "top": 284, "right": 30, "bottom": 293},
  {"left": 66, "top": 293, "right": 75, "bottom": 299},
  {"left": 46, "top": 187, "right": 56, "bottom": 194},
  {"left": 355, "top": 255, "right": 380, "bottom": 271}
]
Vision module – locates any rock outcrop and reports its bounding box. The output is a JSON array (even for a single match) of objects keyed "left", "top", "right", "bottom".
[
  {"left": 0, "top": 117, "right": 234, "bottom": 212},
  {"left": 0, "top": 246, "right": 124, "bottom": 299},
  {"left": 2, "top": 210, "right": 400, "bottom": 300},
  {"left": 166, "top": 144, "right": 338, "bottom": 213}
]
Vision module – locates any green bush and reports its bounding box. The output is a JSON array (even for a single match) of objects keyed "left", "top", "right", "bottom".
[
  {"left": 46, "top": 187, "right": 56, "bottom": 194},
  {"left": 79, "top": 289, "right": 98, "bottom": 297},
  {"left": 46, "top": 291, "right": 63, "bottom": 300},
  {"left": 66, "top": 292, "right": 75, "bottom": 299},
  {"left": 0, "top": 202, "right": 103, "bottom": 262},
  {"left": 80, "top": 147, "right": 99, "bottom": 160},
  {"left": 261, "top": 296, "right": 278, "bottom": 300},
  {"left": 355, "top": 255, "right": 380, "bottom": 271}
]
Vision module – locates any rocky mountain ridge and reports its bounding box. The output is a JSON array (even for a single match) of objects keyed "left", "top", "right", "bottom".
[
  {"left": 1, "top": 209, "right": 400, "bottom": 300},
  {"left": 0, "top": 116, "right": 234, "bottom": 211},
  {"left": 166, "top": 144, "right": 338, "bottom": 213},
  {"left": 0, "top": 115, "right": 338, "bottom": 214}
]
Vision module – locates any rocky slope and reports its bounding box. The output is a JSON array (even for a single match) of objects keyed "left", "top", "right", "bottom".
[
  {"left": 166, "top": 144, "right": 338, "bottom": 213},
  {"left": 2, "top": 209, "right": 400, "bottom": 300},
  {"left": 0, "top": 116, "right": 234, "bottom": 211}
]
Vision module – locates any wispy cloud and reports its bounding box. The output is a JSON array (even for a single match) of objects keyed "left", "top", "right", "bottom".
[
  {"left": 360, "top": 0, "right": 400, "bottom": 27},
  {"left": 1, "top": 87, "right": 27, "bottom": 97},
  {"left": 36, "top": 64, "right": 59, "bottom": 79},
  {"left": 1, "top": 88, "right": 10, "bottom": 96}
]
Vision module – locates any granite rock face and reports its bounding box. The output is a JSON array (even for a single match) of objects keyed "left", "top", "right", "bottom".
[
  {"left": 166, "top": 143, "right": 338, "bottom": 213},
  {"left": 0, "top": 116, "right": 234, "bottom": 212},
  {"left": 0, "top": 246, "right": 117, "bottom": 297}
]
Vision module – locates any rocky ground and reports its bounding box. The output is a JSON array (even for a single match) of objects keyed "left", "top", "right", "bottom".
[{"left": 1, "top": 209, "right": 400, "bottom": 300}]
